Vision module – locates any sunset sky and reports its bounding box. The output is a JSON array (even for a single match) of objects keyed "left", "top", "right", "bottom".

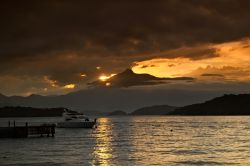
[{"left": 1, "top": 0, "right": 250, "bottom": 96}]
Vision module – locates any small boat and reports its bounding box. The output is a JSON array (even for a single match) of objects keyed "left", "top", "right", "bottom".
[{"left": 57, "top": 110, "right": 97, "bottom": 128}]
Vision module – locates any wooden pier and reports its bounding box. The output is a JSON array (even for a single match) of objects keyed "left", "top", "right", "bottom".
[{"left": 0, "top": 121, "right": 55, "bottom": 138}]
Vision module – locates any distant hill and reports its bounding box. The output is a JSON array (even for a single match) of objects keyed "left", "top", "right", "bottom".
[
  {"left": 0, "top": 69, "right": 214, "bottom": 113},
  {"left": 169, "top": 94, "right": 250, "bottom": 115},
  {"left": 0, "top": 88, "right": 207, "bottom": 113},
  {"left": 1, "top": 94, "right": 250, "bottom": 116},
  {"left": 0, "top": 106, "right": 68, "bottom": 117},
  {"left": 130, "top": 105, "right": 177, "bottom": 115},
  {"left": 108, "top": 110, "right": 127, "bottom": 116}
]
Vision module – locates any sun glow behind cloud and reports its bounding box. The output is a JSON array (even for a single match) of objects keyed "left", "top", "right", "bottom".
[
  {"left": 44, "top": 76, "right": 58, "bottom": 87},
  {"left": 63, "top": 84, "right": 76, "bottom": 89},
  {"left": 99, "top": 74, "right": 116, "bottom": 82},
  {"left": 80, "top": 73, "right": 87, "bottom": 77},
  {"left": 132, "top": 39, "right": 250, "bottom": 82}
]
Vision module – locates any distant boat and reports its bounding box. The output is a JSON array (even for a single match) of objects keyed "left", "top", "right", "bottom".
[{"left": 57, "top": 110, "right": 97, "bottom": 128}]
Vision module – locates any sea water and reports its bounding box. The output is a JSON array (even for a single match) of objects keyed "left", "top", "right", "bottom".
[{"left": 0, "top": 116, "right": 250, "bottom": 165}]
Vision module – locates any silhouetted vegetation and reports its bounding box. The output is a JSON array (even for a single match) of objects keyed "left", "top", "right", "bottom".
[{"left": 0, "top": 106, "right": 68, "bottom": 117}]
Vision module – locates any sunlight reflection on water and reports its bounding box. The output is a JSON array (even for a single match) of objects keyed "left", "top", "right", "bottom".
[
  {"left": 0, "top": 116, "right": 250, "bottom": 165},
  {"left": 91, "top": 118, "right": 114, "bottom": 166}
]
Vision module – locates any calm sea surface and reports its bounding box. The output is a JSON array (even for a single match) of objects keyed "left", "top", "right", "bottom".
[{"left": 0, "top": 116, "right": 250, "bottom": 166}]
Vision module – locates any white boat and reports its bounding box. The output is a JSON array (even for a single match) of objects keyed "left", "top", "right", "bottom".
[{"left": 57, "top": 111, "right": 97, "bottom": 128}]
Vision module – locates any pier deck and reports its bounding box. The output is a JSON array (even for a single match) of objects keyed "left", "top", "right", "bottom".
[{"left": 0, "top": 121, "right": 55, "bottom": 138}]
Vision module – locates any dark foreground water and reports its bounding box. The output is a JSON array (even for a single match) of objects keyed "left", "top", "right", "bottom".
[{"left": 0, "top": 116, "right": 250, "bottom": 166}]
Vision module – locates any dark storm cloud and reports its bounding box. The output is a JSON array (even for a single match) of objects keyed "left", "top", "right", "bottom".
[
  {"left": 1, "top": 0, "right": 250, "bottom": 93},
  {"left": 1, "top": 0, "right": 250, "bottom": 59}
]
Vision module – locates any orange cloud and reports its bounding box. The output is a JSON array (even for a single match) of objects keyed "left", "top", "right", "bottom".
[{"left": 132, "top": 39, "right": 250, "bottom": 82}]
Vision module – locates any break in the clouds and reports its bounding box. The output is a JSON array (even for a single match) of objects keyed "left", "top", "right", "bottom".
[{"left": 1, "top": 0, "right": 250, "bottom": 95}]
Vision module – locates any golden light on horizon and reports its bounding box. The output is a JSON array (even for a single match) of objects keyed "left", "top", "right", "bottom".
[
  {"left": 63, "top": 84, "right": 76, "bottom": 89},
  {"left": 133, "top": 57, "right": 204, "bottom": 78}
]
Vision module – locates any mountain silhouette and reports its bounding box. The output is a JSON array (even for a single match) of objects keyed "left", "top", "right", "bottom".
[
  {"left": 108, "top": 110, "right": 127, "bottom": 116},
  {"left": 89, "top": 68, "right": 194, "bottom": 87},
  {"left": 1, "top": 93, "right": 249, "bottom": 116},
  {"left": 0, "top": 88, "right": 184, "bottom": 113},
  {"left": 0, "top": 88, "right": 226, "bottom": 113},
  {"left": 169, "top": 94, "right": 250, "bottom": 115},
  {"left": 130, "top": 105, "right": 177, "bottom": 115}
]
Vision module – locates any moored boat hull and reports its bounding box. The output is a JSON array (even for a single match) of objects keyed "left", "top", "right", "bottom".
[{"left": 57, "top": 121, "right": 96, "bottom": 128}]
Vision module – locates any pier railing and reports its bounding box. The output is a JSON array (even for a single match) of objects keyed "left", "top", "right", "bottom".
[{"left": 0, "top": 121, "right": 56, "bottom": 138}]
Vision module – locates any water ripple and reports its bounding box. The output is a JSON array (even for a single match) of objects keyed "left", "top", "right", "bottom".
[{"left": 1, "top": 116, "right": 250, "bottom": 165}]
